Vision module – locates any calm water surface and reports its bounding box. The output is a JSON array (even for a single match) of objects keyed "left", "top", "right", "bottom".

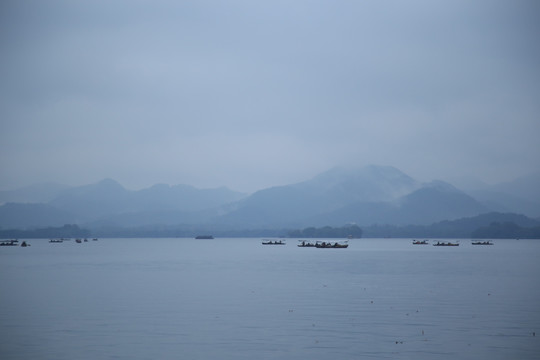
[{"left": 1, "top": 238, "right": 539, "bottom": 359}]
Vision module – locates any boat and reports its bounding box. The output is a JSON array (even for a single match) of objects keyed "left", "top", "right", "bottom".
[
  {"left": 75, "top": 239, "right": 82, "bottom": 243},
  {"left": 472, "top": 241, "right": 493, "bottom": 245},
  {"left": 433, "top": 241, "right": 459, "bottom": 247},
  {"left": 20, "top": 241, "right": 30, "bottom": 247},
  {"left": 315, "top": 241, "right": 349, "bottom": 248},
  {"left": 195, "top": 235, "right": 214, "bottom": 239},
  {"left": 412, "top": 239, "right": 429, "bottom": 245},
  {"left": 262, "top": 239, "right": 286, "bottom": 245},
  {"left": 297, "top": 240, "right": 316, "bottom": 247},
  {"left": 0, "top": 239, "right": 19, "bottom": 246},
  {"left": 49, "top": 239, "right": 64, "bottom": 243}
]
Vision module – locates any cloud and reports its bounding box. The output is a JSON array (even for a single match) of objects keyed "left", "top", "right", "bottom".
[{"left": 1, "top": 0, "right": 539, "bottom": 192}]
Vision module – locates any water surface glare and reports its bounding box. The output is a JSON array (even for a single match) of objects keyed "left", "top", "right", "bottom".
[{"left": 1, "top": 238, "right": 539, "bottom": 359}]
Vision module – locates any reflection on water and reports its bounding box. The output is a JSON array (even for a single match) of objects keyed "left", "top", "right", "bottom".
[{"left": 1, "top": 238, "right": 539, "bottom": 359}]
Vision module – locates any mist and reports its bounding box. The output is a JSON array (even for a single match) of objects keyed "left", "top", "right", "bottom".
[{"left": 1, "top": 0, "right": 539, "bottom": 192}]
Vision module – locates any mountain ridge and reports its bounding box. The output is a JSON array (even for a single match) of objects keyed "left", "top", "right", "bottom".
[{"left": 0, "top": 165, "right": 539, "bottom": 231}]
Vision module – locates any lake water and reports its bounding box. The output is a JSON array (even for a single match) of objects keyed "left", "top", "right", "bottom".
[{"left": 1, "top": 238, "right": 539, "bottom": 359}]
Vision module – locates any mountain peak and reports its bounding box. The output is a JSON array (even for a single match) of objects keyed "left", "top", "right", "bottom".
[
  {"left": 422, "top": 180, "right": 461, "bottom": 193},
  {"left": 95, "top": 178, "right": 124, "bottom": 188},
  {"left": 307, "top": 164, "right": 420, "bottom": 202}
]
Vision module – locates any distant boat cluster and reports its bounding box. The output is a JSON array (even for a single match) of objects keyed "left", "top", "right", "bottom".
[
  {"left": 261, "top": 239, "right": 350, "bottom": 248},
  {"left": 0, "top": 239, "right": 30, "bottom": 247},
  {"left": 71, "top": 238, "right": 98, "bottom": 243},
  {"left": 412, "top": 239, "right": 495, "bottom": 246},
  {"left": 0, "top": 239, "right": 19, "bottom": 246},
  {"left": 0, "top": 238, "right": 99, "bottom": 247},
  {"left": 432, "top": 241, "right": 460, "bottom": 247},
  {"left": 262, "top": 239, "right": 286, "bottom": 245}
]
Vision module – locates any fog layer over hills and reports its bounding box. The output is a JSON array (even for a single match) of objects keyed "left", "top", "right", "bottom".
[{"left": 1, "top": 165, "right": 539, "bottom": 231}]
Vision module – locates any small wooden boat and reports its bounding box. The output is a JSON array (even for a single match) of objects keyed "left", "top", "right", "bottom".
[
  {"left": 0, "top": 239, "right": 19, "bottom": 246},
  {"left": 262, "top": 239, "right": 286, "bottom": 245},
  {"left": 412, "top": 239, "right": 429, "bottom": 245},
  {"left": 433, "top": 241, "right": 459, "bottom": 247},
  {"left": 471, "top": 241, "right": 493, "bottom": 245},
  {"left": 315, "top": 241, "right": 349, "bottom": 248},
  {"left": 49, "top": 239, "right": 64, "bottom": 243},
  {"left": 75, "top": 239, "right": 82, "bottom": 243},
  {"left": 297, "top": 240, "right": 316, "bottom": 247}
]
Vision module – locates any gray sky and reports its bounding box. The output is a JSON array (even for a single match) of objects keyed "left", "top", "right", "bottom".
[{"left": 1, "top": 0, "right": 539, "bottom": 193}]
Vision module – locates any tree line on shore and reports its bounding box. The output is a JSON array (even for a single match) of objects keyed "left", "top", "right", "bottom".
[
  {"left": 1, "top": 213, "right": 539, "bottom": 239},
  {"left": 287, "top": 225, "right": 363, "bottom": 238},
  {"left": 0, "top": 224, "right": 90, "bottom": 239}
]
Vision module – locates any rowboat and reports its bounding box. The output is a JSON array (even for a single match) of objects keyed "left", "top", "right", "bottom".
[
  {"left": 433, "top": 241, "right": 459, "bottom": 246},
  {"left": 315, "top": 241, "right": 349, "bottom": 249},
  {"left": 262, "top": 239, "right": 286, "bottom": 245}
]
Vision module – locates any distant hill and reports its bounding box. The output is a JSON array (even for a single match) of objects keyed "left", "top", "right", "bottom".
[
  {"left": 0, "top": 179, "right": 246, "bottom": 229},
  {"left": 457, "top": 172, "right": 540, "bottom": 218},
  {"left": 465, "top": 189, "right": 540, "bottom": 218},
  {"left": 491, "top": 172, "right": 540, "bottom": 203},
  {"left": 49, "top": 179, "right": 132, "bottom": 222},
  {"left": 362, "top": 212, "right": 540, "bottom": 238},
  {"left": 308, "top": 180, "right": 489, "bottom": 226},
  {"left": 0, "top": 203, "right": 76, "bottom": 229},
  {"left": 47, "top": 179, "right": 247, "bottom": 223},
  {"left": 215, "top": 165, "right": 421, "bottom": 227},
  {"left": 1, "top": 165, "right": 539, "bottom": 233},
  {"left": 0, "top": 182, "right": 70, "bottom": 204}
]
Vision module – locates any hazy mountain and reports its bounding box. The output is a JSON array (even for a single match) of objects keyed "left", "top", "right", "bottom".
[
  {"left": 0, "top": 179, "right": 246, "bottom": 229},
  {"left": 362, "top": 212, "right": 540, "bottom": 238},
  {"left": 48, "top": 179, "right": 247, "bottom": 223},
  {"left": 215, "top": 165, "right": 421, "bottom": 227},
  {"left": 455, "top": 172, "right": 540, "bottom": 218},
  {"left": 86, "top": 208, "right": 220, "bottom": 228},
  {"left": 49, "top": 179, "right": 132, "bottom": 222},
  {"left": 308, "top": 180, "right": 489, "bottom": 226},
  {"left": 393, "top": 181, "right": 490, "bottom": 224},
  {"left": 135, "top": 184, "right": 246, "bottom": 212},
  {"left": 465, "top": 189, "right": 540, "bottom": 218},
  {"left": 1, "top": 165, "right": 538, "bottom": 232},
  {"left": 0, "top": 182, "right": 70, "bottom": 204},
  {"left": 491, "top": 172, "right": 540, "bottom": 203},
  {"left": 0, "top": 203, "right": 75, "bottom": 229},
  {"left": 306, "top": 165, "right": 421, "bottom": 202}
]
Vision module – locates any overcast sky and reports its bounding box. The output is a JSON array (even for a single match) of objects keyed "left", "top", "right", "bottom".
[{"left": 1, "top": 0, "right": 539, "bottom": 193}]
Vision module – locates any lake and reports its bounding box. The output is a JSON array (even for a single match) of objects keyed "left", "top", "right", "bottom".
[{"left": 1, "top": 238, "right": 539, "bottom": 359}]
